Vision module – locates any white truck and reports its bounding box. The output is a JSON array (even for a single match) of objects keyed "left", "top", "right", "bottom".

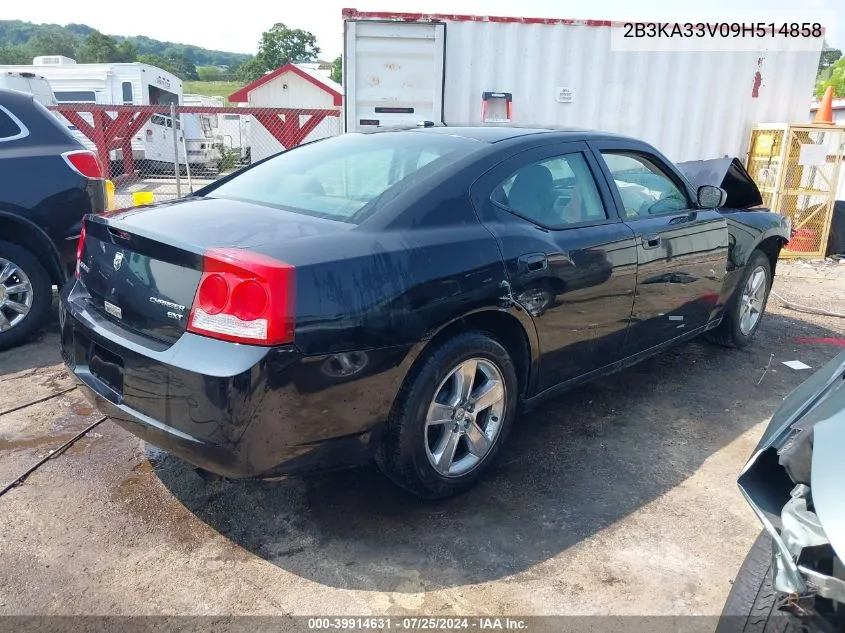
[
  {"left": 183, "top": 93, "right": 249, "bottom": 165},
  {"left": 342, "top": 9, "right": 824, "bottom": 164},
  {"left": 0, "top": 70, "right": 57, "bottom": 106},
  {"left": 0, "top": 56, "right": 218, "bottom": 171}
]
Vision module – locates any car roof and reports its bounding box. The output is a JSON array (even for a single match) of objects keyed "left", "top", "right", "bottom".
[
  {"left": 0, "top": 87, "right": 37, "bottom": 110},
  {"left": 400, "top": 125, "right": 642, "bottom": 145},
  {"left": 0, "top": 87, "right": 80, "bottom": 148}
]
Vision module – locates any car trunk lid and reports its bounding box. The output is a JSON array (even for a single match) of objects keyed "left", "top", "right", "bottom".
[
  {"left": 79, "top": 219, "right": 203, "bottom": 344},
  {"left": 78, "top": 196, "right": 353, "bottom": 345}
]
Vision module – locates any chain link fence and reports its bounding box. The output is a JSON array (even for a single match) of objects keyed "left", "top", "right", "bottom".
[
  {"left": 747, "top": 124, "right": 845, "bottom": 259},
  {"left": 48, "top": 104, "right": 343, "bottom": 209}
]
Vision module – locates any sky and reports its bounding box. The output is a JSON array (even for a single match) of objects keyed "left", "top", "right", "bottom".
[{"left": 3, "top": 0, "right": 843, "bottom": 60}]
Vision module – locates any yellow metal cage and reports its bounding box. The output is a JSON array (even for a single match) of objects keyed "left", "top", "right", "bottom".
[{"left": 746, "top": 123, "right": 845, "bottom": 259}]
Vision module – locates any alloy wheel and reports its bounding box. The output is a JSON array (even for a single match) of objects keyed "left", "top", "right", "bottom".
[
  {"left": 739, "top": 265, "right": 767, "bottom": 336},
  {"left": 0, "top": 258, "right": 33, "bottom": 333},
  {"left": 424, "top": 357, "right": 507, "bottom": 477}
]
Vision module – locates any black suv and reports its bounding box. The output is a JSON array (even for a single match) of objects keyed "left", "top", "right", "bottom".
[{"left": 0, "top": 88, "right": 107, "bottom": 350}]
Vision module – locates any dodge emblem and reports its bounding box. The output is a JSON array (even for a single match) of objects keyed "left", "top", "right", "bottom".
[{"left": 113, "top": 252, "right": 124, "bottom": 271}]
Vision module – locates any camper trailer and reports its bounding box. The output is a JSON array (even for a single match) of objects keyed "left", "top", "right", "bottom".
[{"left": 0, "top": 57, "right": 218, "bottom": 171}]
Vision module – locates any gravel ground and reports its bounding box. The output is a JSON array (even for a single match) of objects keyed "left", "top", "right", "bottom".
[{"left": 1, "top": 259, "right": 844, "bottom": 617}]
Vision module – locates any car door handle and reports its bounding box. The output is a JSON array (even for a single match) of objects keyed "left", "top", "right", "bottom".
[
  {"left": 642, "top": 234, "right": 661, "bottom": 249},
  {"left": 668, "top": 211, "right": 696, "bottom": 225},
  {"left": 517, "top": 253, "right": 548, "bottom": 273}
]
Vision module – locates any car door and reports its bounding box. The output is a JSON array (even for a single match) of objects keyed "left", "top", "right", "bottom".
[
  {"left": 470, "top": 141, "right": 638, "bottom": 392},
  {"left": 590, "top": 142, "right": 729, "bottom": 355}
]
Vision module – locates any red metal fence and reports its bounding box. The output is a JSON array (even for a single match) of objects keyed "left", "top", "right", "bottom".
[{"left": 47, "top": 104, "right": 342, "bottom": 207}]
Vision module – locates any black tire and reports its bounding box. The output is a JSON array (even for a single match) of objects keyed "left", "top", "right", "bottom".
[
  {"left": 0, "top": 240, "right": 53, "bottom": 351},
  {"left": 716, "top": 532, "right": 812, "bottom": 633},
  {"left": 376, "top": 330, "right": 518, "bottom": 499},
  {"left": 707, "top": 249, "right": 772, "bottom": 348}
]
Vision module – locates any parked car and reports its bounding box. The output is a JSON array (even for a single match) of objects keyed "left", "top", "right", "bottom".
[
  {"left": 718, "top": 350, "right": 845, "bottom": 633},
  {"left": 0, "top": 88, "right": 107, "bottom": 350},
  {"left": 59, "top": 127, "right": 790, "bottom": 498}
]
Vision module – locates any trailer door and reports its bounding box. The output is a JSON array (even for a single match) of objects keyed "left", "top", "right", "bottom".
[{"left": 345, "top": 20, "right": 445, "bottom": 132}]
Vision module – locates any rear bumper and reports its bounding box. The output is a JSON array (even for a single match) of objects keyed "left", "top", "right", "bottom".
[{"left": 59, "top": 281, "right": 412, "bottom": 478}]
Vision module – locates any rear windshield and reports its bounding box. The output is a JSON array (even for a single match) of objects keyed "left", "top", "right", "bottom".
[{"left": 206, "top": 132, "right": 480, "bottom": 223}]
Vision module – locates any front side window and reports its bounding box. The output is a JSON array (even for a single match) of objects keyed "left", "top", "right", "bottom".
[
  {"left": 207, "top": 132, "right": 480, "bottom": 223},
  {"left": 491, "top": 153, "right": 607, "bottom": 228},
  {"left": 601, "top": 152, "right": 690, "bottom": 217}
]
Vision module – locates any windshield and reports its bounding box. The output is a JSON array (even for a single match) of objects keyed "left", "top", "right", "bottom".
[{"left": 206, "top": 132, "right": 480, "bottom": 223}]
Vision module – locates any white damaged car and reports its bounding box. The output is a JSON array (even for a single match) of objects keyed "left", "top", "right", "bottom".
[{"left": 719, "top": 350, "right": 845, "bottom": 632}]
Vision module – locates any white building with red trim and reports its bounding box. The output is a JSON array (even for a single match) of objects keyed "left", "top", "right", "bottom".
[{"left": 229, "top": 63, "right": 343, "bottom": 162}]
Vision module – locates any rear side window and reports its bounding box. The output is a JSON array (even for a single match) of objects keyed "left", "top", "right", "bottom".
[
  {"left": 491, "top": 152, "right": 607, "bottom": 228},
  {"left": 0, "top": 106, "right": 25, "bottom": 141},
  {"left": 207, "top": 132, "right": 480, "bottom": 223}
]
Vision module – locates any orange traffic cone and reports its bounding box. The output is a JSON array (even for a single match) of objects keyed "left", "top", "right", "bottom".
[{"left": 814, "top": 86, "right": 835, "bottom": 124}]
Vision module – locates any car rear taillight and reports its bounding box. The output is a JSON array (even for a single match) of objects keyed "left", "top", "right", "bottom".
[
  {"left": 75, "top": 219, "right": 87, "bottom": 279},
  {"left": 62, "top": 150, "right": 104, "bottom": 179},
  {"left": 187, "top": 248, "right": 295, "bottom": 346}
]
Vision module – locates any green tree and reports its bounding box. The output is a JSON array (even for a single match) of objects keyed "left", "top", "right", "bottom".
[
  {"left": 137, "top": 52, "right": 198, "bottom": 80},
  {"left": 79, "top": 30, "right": 119, "bottom": 62},
  {"left": 115, "top": 39, "right": 138, "bottom": 63},
  {"left": 138, "top": 53, "right": 177, "bottom": 74},
  {"left": 169, "top": 54, "right": 198, "bottom": 80},
  {"left": 818, "top": 39, "right": 842, "bottom": 76},
  {"left": 234, "top": 57, "right": 266, "bottom": 83},
  {"left": 256, "top": 23, "right": 320, "bottom": 70},
  {"left": 0, "top": 45, "right": 32, "bottom": 64},
  {"left": 197, "top": 66, "right": 222, "bottom": 81},
  {"left": 28, "top": 30, "right": 78, "bottom": 58},
  {"left": 0, "top": 20, "right": 252, "bottom": 68},
  {"left": 331, "top": 55, "right": 342, "bottom": 84},
  {"left": 816, "top": 56, "right": 845, "bottom": 98}
]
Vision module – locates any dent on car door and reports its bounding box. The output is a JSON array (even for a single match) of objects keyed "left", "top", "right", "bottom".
[
  {"left": 470, "top": 141, "right": 638, "bottom": 392},
  {"left": 592, "top": 145, "right": 729, "bottom": 354}
]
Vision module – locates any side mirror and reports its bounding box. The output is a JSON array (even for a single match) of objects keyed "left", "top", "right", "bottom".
[{"left": 697, "top": 185, "right": 727, "bottom": 209}]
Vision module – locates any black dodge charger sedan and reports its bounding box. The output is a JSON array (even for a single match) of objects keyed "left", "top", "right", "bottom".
[{"left": 60, "top": 127, "right": 790, "bottom": 498}]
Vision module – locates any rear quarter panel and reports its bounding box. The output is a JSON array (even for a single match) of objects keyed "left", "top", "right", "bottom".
[{"left": 261, "top": 221, "right": 511, "bottom": 356}]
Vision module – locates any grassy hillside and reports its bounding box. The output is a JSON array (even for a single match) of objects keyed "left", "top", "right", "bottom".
[
  {"left": 0, "top": 19, "right": 250, "bottom": 68},
  {"left": 183, "top": 81, "right": 244, "bottom": 104}
]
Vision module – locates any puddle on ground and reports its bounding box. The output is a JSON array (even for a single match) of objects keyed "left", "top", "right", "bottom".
[
  {"left": 0, "top": 400, "right": 102, "bottom": 456},
  {"left": 0, "top": 433, "right": 77, "bottom": 452}
]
